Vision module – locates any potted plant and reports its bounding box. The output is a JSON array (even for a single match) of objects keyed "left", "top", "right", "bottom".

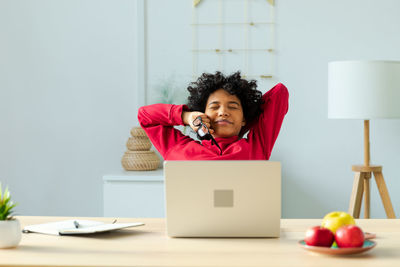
[{"left": 0, "top": 183, "right": 21, "bottom": 248}]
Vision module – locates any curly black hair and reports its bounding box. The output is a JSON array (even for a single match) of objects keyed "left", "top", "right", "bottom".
[{"left": 187, "top": 71, "right": 264, "bottom": 124}]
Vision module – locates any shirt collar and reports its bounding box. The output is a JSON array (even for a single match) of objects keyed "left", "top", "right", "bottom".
[{"left": 201, "top": 135, "right": 239, "bottom": 151}]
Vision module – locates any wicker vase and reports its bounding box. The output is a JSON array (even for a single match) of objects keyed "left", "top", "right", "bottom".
[
  {"left": 126, "top": 137, "right": 152, "bottom": 151},
  {"left": 121, "top": 151, "right": 160, "bottom": 171},
  {"left": 121, "top": 126, "right": 160, "bottom": 171},
  {"left": 130, "top": 127, "right": 148, "bottom": 137}
]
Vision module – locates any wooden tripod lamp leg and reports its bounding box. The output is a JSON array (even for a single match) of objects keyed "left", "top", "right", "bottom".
[
  {"left": 373, "top": 172, "right": 396, "bottom": 218},
  {"left": 349, "top": 121, "right": 396, "bottom": 219},
  {"left": 364, "top": 174, "right": 370, "bottom": 218},
  {"left": 349, "top": 172, "right": 364, "bottom": 218}
]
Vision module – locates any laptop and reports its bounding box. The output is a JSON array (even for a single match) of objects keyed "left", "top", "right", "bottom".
[{"left": 164, "top": 161, "right": 281, "bottom": 237}]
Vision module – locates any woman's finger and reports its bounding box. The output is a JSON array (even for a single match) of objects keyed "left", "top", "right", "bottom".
[{"left": 201, "top": 116, "right": 210, "bottom": 123}]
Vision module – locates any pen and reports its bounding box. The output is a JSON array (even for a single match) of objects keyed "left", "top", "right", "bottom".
[{"left": 73, "top": 220, "right": 80, "bottom": 229}]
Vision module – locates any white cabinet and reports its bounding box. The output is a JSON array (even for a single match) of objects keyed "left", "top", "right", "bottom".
[{"left": 103, "top": 169, "right": 165, "bottom": 218}]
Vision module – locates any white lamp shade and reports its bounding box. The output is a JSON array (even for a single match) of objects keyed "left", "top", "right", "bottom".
[{"left": 328, "top": 60, "right": 400, "bottom": 119}]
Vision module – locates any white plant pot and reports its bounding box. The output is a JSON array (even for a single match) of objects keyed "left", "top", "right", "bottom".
[{"left": 0, "top": 219, "right": 22, "bottom": 248}]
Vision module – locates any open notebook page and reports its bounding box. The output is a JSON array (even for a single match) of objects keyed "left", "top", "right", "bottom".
[{"left": 23, "top": 220, "right": 144, "bottom": 235}]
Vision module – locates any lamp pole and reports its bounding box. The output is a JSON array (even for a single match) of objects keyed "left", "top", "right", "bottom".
[
  {"left": 363, "top": 120, "right": 371, "bottom": 218},
  {"left": 364, "top": 120, "right": 370, "bottom": 167}
]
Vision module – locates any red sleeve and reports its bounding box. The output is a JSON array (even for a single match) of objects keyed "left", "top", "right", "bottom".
[
  {"left": 247, "top": 83, "right": 289, "bottom": 159},
  {"left": 137, "top": 103, "right": 191, "bottom": 158}
]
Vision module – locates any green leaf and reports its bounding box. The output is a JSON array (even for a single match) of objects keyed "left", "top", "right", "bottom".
[
  {"left": 4, "top": 187, "right": 10, "bottom": 200},
  {"left": 0, "top": 205, "right": 5, "bottom": 215},
  {"left": 4, "top": 203, "right": 16, "bottom": 215},
  {"left": 0, "top": 183, "right": 17, "bottom": 220}
]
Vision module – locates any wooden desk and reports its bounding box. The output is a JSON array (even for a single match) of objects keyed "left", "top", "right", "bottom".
[{"left": 1, "top": 217, "right": 399, "bottom": 267}]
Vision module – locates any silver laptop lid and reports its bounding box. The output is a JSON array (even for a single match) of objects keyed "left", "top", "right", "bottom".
[{"left": 164, "top": 161, "right": 281, "bottom": 237}]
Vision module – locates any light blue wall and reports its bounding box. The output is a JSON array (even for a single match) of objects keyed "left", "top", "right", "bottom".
[
  {"left": 275, "top": 0, "right": 400, "bottom": 218},
  {"left": 1, "top": 0, "right": 399, "bottom": 218},
  {"left": 0, "top": 0, "right": 138, "bottom": 216}
]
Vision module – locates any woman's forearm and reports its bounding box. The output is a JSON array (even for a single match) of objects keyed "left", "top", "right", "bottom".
[{"left": 138, "top": 103, "right": 187, "bottom": 127}]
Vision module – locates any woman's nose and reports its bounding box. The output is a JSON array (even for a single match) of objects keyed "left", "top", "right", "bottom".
[{"left": 218, "top": 107, "right": 229, "bottom": 116}]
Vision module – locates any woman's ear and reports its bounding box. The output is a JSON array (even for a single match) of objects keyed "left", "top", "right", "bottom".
[{"left": 241, "top": 119, "right": 246, "bottom": 126}]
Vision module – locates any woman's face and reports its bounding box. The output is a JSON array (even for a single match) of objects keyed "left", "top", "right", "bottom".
[{"left": 205, "top": 89, "right": 246, "bottom": 138}]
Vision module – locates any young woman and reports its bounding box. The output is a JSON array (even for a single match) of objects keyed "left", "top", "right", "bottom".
[{"left": 138, "top": 71, "right": 289, "bottom": 160}]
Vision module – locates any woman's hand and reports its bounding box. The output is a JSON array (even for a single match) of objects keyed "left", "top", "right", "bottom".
[{"left": 182, "top": 111, "right": 214, "bottom": 134}]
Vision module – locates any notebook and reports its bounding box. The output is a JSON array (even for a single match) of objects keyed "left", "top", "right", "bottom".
[{"left": 22, "top": 219, "right": 144, "bottom": 235}]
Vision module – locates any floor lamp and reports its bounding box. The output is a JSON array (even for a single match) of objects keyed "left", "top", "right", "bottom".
[{"left": 328, "top": 60, "right": 399, "bottom": 219}]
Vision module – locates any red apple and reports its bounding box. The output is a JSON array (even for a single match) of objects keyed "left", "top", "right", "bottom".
[
  {"left": 304, "top": 226, "right": 335, "bottom": 247},
  {"left": 335, "top": 225, "right": 365, "bottom": 248}
]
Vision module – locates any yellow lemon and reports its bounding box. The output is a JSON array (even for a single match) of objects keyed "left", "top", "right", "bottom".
[{"left": 321, "top": 211, "right": 355, "bottom": 234}]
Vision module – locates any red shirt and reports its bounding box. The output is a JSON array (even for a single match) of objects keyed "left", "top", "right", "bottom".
[{"left": 138, "top": 83, "right": 289, "bottom": 160}]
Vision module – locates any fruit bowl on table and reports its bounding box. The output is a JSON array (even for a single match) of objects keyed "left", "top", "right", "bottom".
[
  {"left": 364, "top": 232, "right": 376, "bottom": 239},
  {"left": 298, "top": 240, "right": 376, "bottom": 255}
]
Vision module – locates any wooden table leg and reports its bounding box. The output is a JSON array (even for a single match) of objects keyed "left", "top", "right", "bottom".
[
  {"left": 349, "top": 172, "right": 364, "bottom": 218},
  {"left": 373, "top": 172, "right": 396, "bottom": 219}
]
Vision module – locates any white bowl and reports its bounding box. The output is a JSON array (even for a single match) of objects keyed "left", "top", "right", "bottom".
[{"left": 0, "top": 219, "right": 22, "bottom": 248}]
